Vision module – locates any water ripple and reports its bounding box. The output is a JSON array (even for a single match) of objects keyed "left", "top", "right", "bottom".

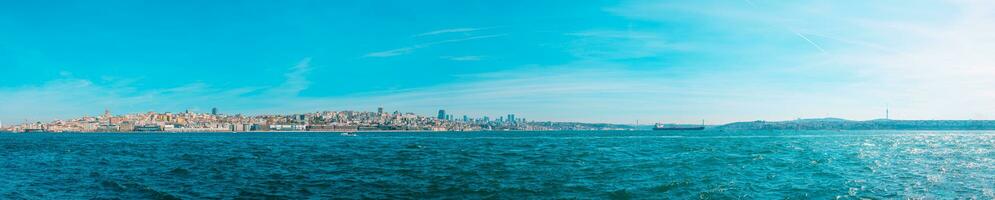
[{"left": 1, "top": 131, "right": 993, "bottom": 199}]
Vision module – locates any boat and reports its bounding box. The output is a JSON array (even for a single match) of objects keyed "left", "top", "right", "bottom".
[
  {"left": 652, "top": 123, "right": 705, "bottom": 131},
  {"left": 23, "top": 128, "right": 46, "bottom": 133},
  {"left": 340, "top": 132, "right": 357, "bottom": 136}
]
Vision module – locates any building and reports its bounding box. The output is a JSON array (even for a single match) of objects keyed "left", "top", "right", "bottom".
[
  {"left": 133, "top": 125, "right": 163, "bottom": 132},
  {"left": 269, "top": 124, "right": 306, "bottom": 131},
  {"left": 438, "top": 110, "right": 446, "bottom": 120},
  {"left": 307, "top": 125, "right": 358, "bottom": 132},
  {"left": 378, "top": 107, "right": 384, "bottom": 114},
  {"left": 212, "top": 107, "right": 219, "bottom": 115}
]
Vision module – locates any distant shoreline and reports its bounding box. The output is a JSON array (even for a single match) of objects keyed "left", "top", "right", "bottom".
[
  {"left": 11, "top": 129, "right": 995, "bottom": 134},
  {"left": 0, "top": 129, "right": 641, "bottom": 134}
]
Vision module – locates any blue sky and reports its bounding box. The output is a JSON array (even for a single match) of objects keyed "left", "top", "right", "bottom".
[{"left": 2, "top": 0, "right": 994, "bottom": 124}]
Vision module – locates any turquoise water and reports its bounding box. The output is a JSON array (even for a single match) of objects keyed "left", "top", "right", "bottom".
[{"left": 1, "top": 131, "right": 994, "bottom": 199}]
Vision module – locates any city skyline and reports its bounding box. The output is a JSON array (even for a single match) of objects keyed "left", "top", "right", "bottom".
[
  {"left": 4, "top": 1, "right": 995, "bottom": 124},
  {"left": 1, "top": 106, "right": 635, "bottom": 132}
]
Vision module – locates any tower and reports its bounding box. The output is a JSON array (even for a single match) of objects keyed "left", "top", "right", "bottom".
[
  {"left": 212, "top": 107, "right": 218, "bottom": 115},
  {"left": 103, "top": 108, "right": 112, "bottom": 125},
  {"left": 378, "top": 107, "right": 384, "bottom": 114},
  {"left": 886, "top": 108, "right": 889, "bottom": 120},
  {"left": 438, "top": 110, "right": 446, "bottom": 120}
]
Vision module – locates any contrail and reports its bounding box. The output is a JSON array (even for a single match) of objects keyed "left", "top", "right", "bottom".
[
  {"left": 741, "top": 1, "right": 828, "bottom": 54},
  {"left": 792, "top": 30, "right": 827, "bottom": 53}
]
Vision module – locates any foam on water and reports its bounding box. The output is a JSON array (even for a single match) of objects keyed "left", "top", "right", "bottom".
[{"left": 1, "top": 130, "right": 993, "bottom": 199}]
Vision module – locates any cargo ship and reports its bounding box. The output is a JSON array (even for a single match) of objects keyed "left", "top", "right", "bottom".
[{"left": 652, "top": 123, "right": 705, "bottom": 131}]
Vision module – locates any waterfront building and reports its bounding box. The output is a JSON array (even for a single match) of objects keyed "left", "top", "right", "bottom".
[
  {"left": 269, "top": 124, "right": 306, "bottom": 131},
  {"left": 134, "top": 124, "right": 163, "bottom": 132},
  {"left": 97, "top": 124, "right": 120, "bottom": 132}
]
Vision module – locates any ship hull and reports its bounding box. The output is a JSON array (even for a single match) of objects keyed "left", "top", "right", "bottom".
[{"left": 653, "top": 127, "right": 705, "bottom": 131}]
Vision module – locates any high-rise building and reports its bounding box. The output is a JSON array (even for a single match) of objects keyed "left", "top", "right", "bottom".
[
  {"left": 378, "top": 107, "right": 384, "bottom": 114},
  {"left": 438, "top": 110, "right": 446, "bottom": 120},
  {"left": 508, "top": 114, "right": 516, "bottom": 123},
  {"left": 212, "top": 107, "right": 219, "bottom": 115}
]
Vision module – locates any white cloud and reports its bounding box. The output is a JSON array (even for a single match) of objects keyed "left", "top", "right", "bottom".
[
  {"left": 606, "top": 0, "right": 995, "bottom": 120},
  {"left": 9, "top": 2, "right": 995, "bottom": 125},
  {"left": 0, "top": 58, "right": 314, "bottom": 123},
  {"left": 364, "top": 34, "right": 507, "bottom": 58},
  {"left": 364, "top": 47, "right": 416, "bottom": 58},
  {"left": 414, "top": 27, "right": 489, "bottom": 37},
  {"left": 269, "top": 57, "right": 312, "bottom": 96},
  {"left": 440, "top": 55, "right": 483, "bottom": 61}
]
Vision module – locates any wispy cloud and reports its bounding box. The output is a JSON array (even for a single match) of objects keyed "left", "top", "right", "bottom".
[
  {"left": 10, "top": 1, "right": 995, "bottom": 125},
  {"left": 440, "top": 55, "right": 484, "bottom": 61},
  {"left": 270, "top": 57, "right": 312, "bottom": 95},
  {"left": 414, "top": 27, "right": 490, "bottom": 37},
  {"left": 364, "top": 34, "right": 507, "bottom": 58},
  {"left": 603, "top": 0, "right": 995, "bottom": 120},
  {"left": 364, "top": 47, "right": 416, "bottom": 58},
  {"left": 565, "top": 30, "right": 690, "bottom": 59},
  {"left": 0, "top": 58, "right": 316, "bottom": 123}
]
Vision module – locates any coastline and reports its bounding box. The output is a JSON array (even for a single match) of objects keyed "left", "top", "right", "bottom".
[{"left": 0, "top": 129, "right": 643, "bottom": 134}]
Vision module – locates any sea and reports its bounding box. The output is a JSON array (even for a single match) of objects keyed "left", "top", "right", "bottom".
[{"left": 1, "top": 130, "right": 993, "bottom": 199}]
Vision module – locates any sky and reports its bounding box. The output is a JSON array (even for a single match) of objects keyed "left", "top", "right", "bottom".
[{"left": 2, "top": 0, "right": 994, "bottom": 124}]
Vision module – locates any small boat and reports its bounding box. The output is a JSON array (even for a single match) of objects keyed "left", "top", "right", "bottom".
[{"left": 340, "top": 132, "right": 357, "bottom": 136}]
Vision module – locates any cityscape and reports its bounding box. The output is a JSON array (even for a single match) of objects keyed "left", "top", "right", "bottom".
[{"left": 0, "top": 107, "right": 634, "bottom": 133}]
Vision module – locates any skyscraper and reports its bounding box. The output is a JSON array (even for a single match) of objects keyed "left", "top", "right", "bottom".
[
  {"left": 378, "top": 107, "right": 384, "bottom": 114},
  {"left": 438, "top": 110, "right": 446, "bottom": 120},
  {"left": 212, "top": 107, "right": 219, "bottom": 115}
]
